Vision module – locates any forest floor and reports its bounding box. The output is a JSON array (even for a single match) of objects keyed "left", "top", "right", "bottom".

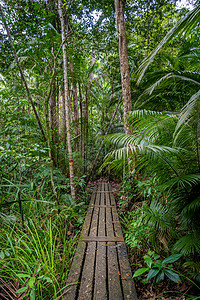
[{"left": 87, "top": 178, "right": 199, "bottom": 300}]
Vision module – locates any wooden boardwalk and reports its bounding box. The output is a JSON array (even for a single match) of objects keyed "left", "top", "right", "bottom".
[{"left": 64, "top": 183, "right": 138, "bottom": 300}]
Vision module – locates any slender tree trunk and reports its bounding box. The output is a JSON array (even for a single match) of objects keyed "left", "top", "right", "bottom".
[
  {"left": 84, "top": 88, "right": 89, "bottom": 173},
  {"left": 58, "top": 0, "right": 75, "bottom": 200},
  {"left": 50, "top": 77, "right": 58, "bottom": 166},
  {"left": 0, "top": 5, "right": 47, "bottom": 142},
  {"left": 79, "top": 83, "right": 84, "bottom": 173},
  {"left": 69, "top": 61, "right": 80, "bottom": 152},
  {"left": 61, "top": 90, "right": 67, "bottom": 148},
  {"left": 114, "top": 0, "right": 132, "bottom": 134},
  {"left": 56, "top": 77, "right": 60, "bottom": 134}
]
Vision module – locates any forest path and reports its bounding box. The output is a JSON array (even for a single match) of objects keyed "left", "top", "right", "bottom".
[{"left": 64, "top": 182, "right": 138, "bottom": 300}]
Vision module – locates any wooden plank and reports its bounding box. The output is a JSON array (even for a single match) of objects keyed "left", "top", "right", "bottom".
[
  {"left": 100, "top": 183, "right": 105, "bottom": 206},
  {"left": 65, "top": 194, "right": 96, "bottom": 298},
  {"left": 110, "top": 192, "right": 116, "bottom": 206},
  {"left": 105, "top": 183, "right": 111, "bottom": 206},
  {"left": 117, "top": 242, "right": 138, "bottom": 300},
  {"left": 65, "top": 186, "right": 97, "bottom": 299},
  {"left": 77, "top": 242, "right": 96, "bottom": 300},
  {"left": 94, "top": 196, "right": 107, "bottom": 299},
  {"left": 95, "top": 191, "right": 113, "bottom": 193},
  {"left": 90, "top": 205, "right": 115, "bottom": 208},
  {"left": 94, "top": 242, "right": 107, "bottom": 300},
  {"left": 107, "top": 242, "right": 123, "bottom": 300},
  {"left": 64, "top": 241, "right": 86, "bottom": 299},
  {"left": 81, "top": 236, "right": 124, "bottom": 242},
  {"left": 112, "top": 207, "right": 123, "bottom": 238},
  {"left": 106, "top": 203, "right": 123, "bottom": 299},
  {"left": 77, "top": 204, "right": 99, "bottom": 299},
  {"left": 95, "top": 184, "right": 101, "bottom": 206}
]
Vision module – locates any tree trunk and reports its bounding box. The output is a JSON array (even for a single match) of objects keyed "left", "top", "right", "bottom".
[
  {"left": 58, "top": 0, "right": 76, "bottom": 200},
  {"left": 69, "top": 61, "right": 80, "bottom": 152},
  {"left": 84, "top": 87, "right": 89, "bottom": 173},
  {"left": 61, "top": 90, "right": 67, "bottom": 148},
  {"left": 114, "top": 0, "right": 132, "bottom": 134},
  {"left": 50, "top": 77, "right": 58, "bottom": 166},
  {"left": 79, "top": 83, "right": 84, "bottom": 173}
]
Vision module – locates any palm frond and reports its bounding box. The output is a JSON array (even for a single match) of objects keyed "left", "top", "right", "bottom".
[
  {"left": 174, "top": 89, "right": 200, "bottom": 141},
  {"left": 174, "top": 230, "right": 200, "bottom": 255},
  {"left": 136, "top": 4, "right": 200, "bottom": 84},
  {"left": 161, "top": 174, "right": 200, "bottom": 192}
]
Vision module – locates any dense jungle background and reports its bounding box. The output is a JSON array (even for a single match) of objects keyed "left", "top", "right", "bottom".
[{"left": 0, "top": 0, "right": 200, "bottom": 299}]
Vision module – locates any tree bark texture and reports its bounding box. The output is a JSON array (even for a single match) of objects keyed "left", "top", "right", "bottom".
[
  {"left": 79, "top": 83, "right": 84, "bottom": 173},
  {"left": 114, "top": 0, "right": 132, "bottom": 134},
  {"left": 58, "top": 0, "right": 76, "bottom": 200},
  {"left": 61, "top": 90, "right": 67, "bottom": 148},
  {"left": 69, "top": 61, "right": 80, "bottom": 152}
]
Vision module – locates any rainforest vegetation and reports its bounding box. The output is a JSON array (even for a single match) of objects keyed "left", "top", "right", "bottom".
[{"left": 0, "top": 0, "right": 200, "bottom": 299}]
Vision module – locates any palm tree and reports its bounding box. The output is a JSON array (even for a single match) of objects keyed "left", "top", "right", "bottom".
[{"left": 101, "top": 109, "right": 200, "bottom": 258}]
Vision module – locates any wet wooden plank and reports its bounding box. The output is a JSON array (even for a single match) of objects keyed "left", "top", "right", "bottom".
[
  {"left": 77, "top": 241, "right": 96, "bottom": 300},
  {"left": 94, "top": 242, "right": 107, "bottom": 300},
  {"left": 64, "top": 241, "right": 86, "bottom": 299},
  {"left": 117, "top": 242, "right": 138, "bottom": 300},
  {"left": 65, "top": 194, "right": 96, "bottom": 299},
  {"left": 95, "top": 184, "right": 101, "bottom": 206},
  {"left": 81, "top": 236, "right": 124, "bottom": 242},
  {"left": 106, "top": 203, "right": 123, "bottom": 299},
  {"left": 105, "top": 183, "right": 111, "bottom": 206},
  {"left": 77, "top": 204, "right": 99, "bottom": 299},
  {"left": 94, "top": 190, "right": 107, "bottom": 299},
  {"left": 100, "top": 183, "right": 105, "bottom": 206},
  {"left": 108, "top": 183, "right": 116, "bottom": 206},
  {"left": 65, "top": 187, "right": 97, "bottom": 299},
  {"left": 107, "top": 242, "right": 123, "bottom": 300},
  {"left": 90, "top": 205, "right": 115, "bottom": 208},
  {"left": 112, "top": 207, "right": 123, "bottom": 238}
]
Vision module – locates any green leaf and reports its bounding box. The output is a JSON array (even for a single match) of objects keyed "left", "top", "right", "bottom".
[
  {"left": 162, "top": 254, "right": 182, "bottom": 264},
  {"left": 17, "top": 274, "right": 30, "bottom": 279},
  {"left": 30, "top": 287, "right": 36, "bottom": 300},
  {"left": 147, "top": 268, "right": 160, "bottom": 281},
  {"left": 28, "top": 277, "right": 36, "bottom": 288},
  {"left": 38, "top": 275, "right": 53, "bottom": 283},
  {"left": 0, "top": 251, "right": 5, "bottom": 259},
  {"left": 144, "top": 255, "right": 153, "bottom": 267},
  {"left": 164, "top": 269, "right": 181, "bottom": 283},
  {"left": 155, "top": 270, "right": 165, "bottom": 283},
  {"left": 133, "top": 268, "right": 149, "bottom": 278},
  {"left": 16, "top": 286, "right": 28, "bottom": 294}
]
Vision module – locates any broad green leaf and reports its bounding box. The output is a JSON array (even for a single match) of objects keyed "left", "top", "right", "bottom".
[
  {"left": 133, "top": 268, "right": 149, "bottom": 278},
  {"left": 28, "top": 277, "right": 36, "bottom": 288},
  {"left": 30, "top": 287, "right": 36, "bottom": 300},
  {"left": 17, "top": 274, "right": 30, "bottom": 279},
  {"left": 144, "top": 255, "right": 153, "bottom": 267},
  {"left": 147, "top": 268, "right": 160, "bottom": 281},
  {"left": 16, "top": 286, "right": 28, "bottom": 294},
  {"left": 38, "top": 275, "right": 53, "bottom": 283},
  {"left": 156, "top": 270, "right": 165, "bottom": 283},
  {"left": 164, "top": 269, "right": 181, "bottom": 283},
  {"left": 162, "top": 254, "right": 182, "bottom": 264},
  {"left": 0, "top": 251, "right": 5, "bottom": 259}
]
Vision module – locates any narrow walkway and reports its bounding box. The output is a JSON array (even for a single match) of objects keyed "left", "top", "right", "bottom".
[{"left": 65, "top": 182, "right": 138, "bottom": 300}]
